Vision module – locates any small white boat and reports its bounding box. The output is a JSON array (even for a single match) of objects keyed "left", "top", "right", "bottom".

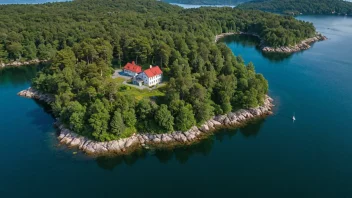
[{"left": 292, "top": 112, "right": 296, "bottom": 121}]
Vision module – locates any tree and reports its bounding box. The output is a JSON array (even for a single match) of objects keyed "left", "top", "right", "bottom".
[
  {"left": 122, "top": 109, "right": 137, "bottom": 128},
  {"left": 23, "top": 42, "right": 37, "bottom": 60},
  {"left": 0, "top": 44, "right": 9, "bottom": 63},
  {"left": 68, "top": 102, "right": 86, "bottom": 133},
  {"left": 110, "top": 110, "right": 126, "bottom": 136},
  {"left": 155, "top": 104, "right": 174, "bottom": 131},
  {"left": 88, "top": 99, "right": 110, "bottom": 141},
  {"left": 175, "top": 103, "right": 196, "bottom": 131},
  {"left": 37, "top": 44, "right": 56, "bottom": 60},
  {"left": 6, "top": 42, "right": 23, "bottom": 60},
  {"left": 136, "top": 99, "right": 152, "bottom": 121},
  {"left": 158, "top": 42, "right": 171, "bottom": 67}
]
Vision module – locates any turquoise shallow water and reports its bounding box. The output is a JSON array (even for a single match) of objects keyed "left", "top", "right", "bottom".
[{"left": 1, "top": 15, "right": 352, "bottom": 197}]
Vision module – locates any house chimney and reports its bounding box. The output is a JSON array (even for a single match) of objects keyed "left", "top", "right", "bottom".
[{"left": 150, "top": 65, "right": 152, "bottom": 68}]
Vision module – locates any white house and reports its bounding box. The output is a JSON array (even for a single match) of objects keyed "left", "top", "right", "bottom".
[
  {"left": 139, "top": 66, "right": 163, "bottom": 87},
  {"left": 123, "top": 61, "right": 142, "bottom": 77}
]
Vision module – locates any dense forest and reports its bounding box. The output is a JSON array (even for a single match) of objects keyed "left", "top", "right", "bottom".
[
  {"left": 162, "top": 0, "right": 249, "bottom": 5},
  {"left": 0, "top": 0, "right": 316, "bottom": 141},
  {"left": 238, "top": 0, "right": 352, "bottom": 15}
]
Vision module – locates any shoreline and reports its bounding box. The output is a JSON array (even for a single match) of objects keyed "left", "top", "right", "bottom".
[
  {"left": 215, "top": 32, "right": 327, "bottom": 53},
  {"left": 18, "top": 87, "right": 274, "bottom": 156},
  {"left": 0, "top": 59, "right": 47, "bottom": 69}
]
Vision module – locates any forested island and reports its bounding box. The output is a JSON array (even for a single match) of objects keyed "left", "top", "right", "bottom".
[
  {"left": 162, "top": 0, "right": 248, "bottom": 5},
  {"left": 1, "top": 0, "right": 319, "bottom": 154},
  {"left": 238, "top": 0, "right": 352, "bottom": 15}
]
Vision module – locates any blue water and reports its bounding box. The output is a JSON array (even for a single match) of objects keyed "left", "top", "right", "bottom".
[
  {"left": 1, "top": 15, "right": 352, "bottom": 197},
  {"left": 0, "top": 0, "right": 69, "bottom": 4}
]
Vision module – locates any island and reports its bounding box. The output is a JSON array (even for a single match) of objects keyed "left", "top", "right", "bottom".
[
  {"left": 3, "top": 0, "right": 320, "bottom": 155},
  {"left": 162, "top": 0, "right": 249, "bottom": 5},
  {"left": 238, "top": 0, "right": 352, "bottom": 16}
]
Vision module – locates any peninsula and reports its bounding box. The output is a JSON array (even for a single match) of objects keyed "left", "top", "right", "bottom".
[
  {"left": 215, "top": 32, "right": 327, "bottom": 53},
  {"left": 18, "top": 87, "right": 273, "bottom": 155},
  {"left": 4, "top": 0, "right": 320, "bottom": 155}
]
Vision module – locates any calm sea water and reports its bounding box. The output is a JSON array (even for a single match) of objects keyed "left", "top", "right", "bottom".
[
  {"left": 0, "top": 0, "right": 69, "bottom": 4},
  {"left": 1, "top": 15, "right": 352, "bottom": 197}
]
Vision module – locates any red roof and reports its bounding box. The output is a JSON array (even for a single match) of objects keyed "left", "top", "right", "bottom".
[
  {"left": 124, "top": 61, "right": 142, "bottom": 73},
  {"left": 144, "top": 66, "right": 163, "bottom": 78}
]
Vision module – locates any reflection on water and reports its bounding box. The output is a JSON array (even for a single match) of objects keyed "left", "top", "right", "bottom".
[
  {"left": 0, "top": 63, "right": 47, "bottom": 86},
  {"left": 95, "top": 118, "right": 266, "bottom": 170},
  {"left": 220, "top": 34, "right": 293, "bottom": 62}
]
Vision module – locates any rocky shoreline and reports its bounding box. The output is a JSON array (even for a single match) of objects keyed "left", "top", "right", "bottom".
[
  {"left": 0, "top": 59, "right": 47, "bottom": 69},
  {"left": 215, "top": 32, "right": 327, "bottom": 53},
  {"left": 261, "top": 33, "right": 327, "bottom": 53},
  {"left": 18, "top": 87, "right": 274, "bottom": 156},
  {"left": 17, "top": 87, "right": 54, "bottom": 103}
]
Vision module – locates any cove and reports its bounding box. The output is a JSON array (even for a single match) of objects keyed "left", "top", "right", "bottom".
[{"left": 1, "top": 15, "right": 352, "bottom": 197}]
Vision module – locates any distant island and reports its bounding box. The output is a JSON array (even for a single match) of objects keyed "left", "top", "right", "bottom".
[
  {"left": 238, "top": 0, "right": 352, "bottom": 15},
  {"left": 162, "top": 0, "right": 249, "bottom": 5},
  {"left": 0, "top": 0, "right": 322, "bottom": 154}
]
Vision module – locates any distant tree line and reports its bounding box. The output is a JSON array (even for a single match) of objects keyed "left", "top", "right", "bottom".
[
  {"left": 162, "top": 0, "right": 249, "bottom": 5},
  {"left": 0, "top": 0, "right": 316, "bottom": 64},
  {"left": 238, "top": 0, "right": 352, "bottom": 15},
  {"left": 0, "top": 0, "right": 316, "bottom": 141}
]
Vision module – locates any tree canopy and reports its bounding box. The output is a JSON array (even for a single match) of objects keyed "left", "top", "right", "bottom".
[
  {"left": 0, "top": 0, "right": 316, "bottom": 63},
  {"left": 162, "top": 0, "right": 250, "bottom": 5},
  {"left": 0, "top": 0, "right": 315, "bottom": 141}
]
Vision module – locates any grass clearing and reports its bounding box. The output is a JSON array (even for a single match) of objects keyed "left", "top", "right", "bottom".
[
  {"left": 118, "top": 85, "right": 165, "bottom": 101},
  {"left": 114, "top": 77, "right": 126, "bottom": 85}
]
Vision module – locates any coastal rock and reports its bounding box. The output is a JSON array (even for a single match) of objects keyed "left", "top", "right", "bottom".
[
  {"left": 214, "top": 115, "right": 227, "bottom": 123},
  {"left": 70, "top": 137, "right": 82, "bottom": 147},
  {"left": 215, "top": 32, "right": 327, "bottom": 54},
  {"left": 262, "top": 33, "right": 327, "bottom": 53},
  {"left": 200, "top": 124, "right": 210, "bottom": 133},
  {"left": 224, "top": 117, "right": 231, "bottom": 126},
  {"left": 207, "top": 121, "right": 215, "bottom": 129},
  {"left": 161, "top": 134, "right": 173, "bottom": 142},
  {"left": 210, "top": 119, "right": 222, "bottom": 127},
  {"left": 107, "top": 140, "right": 121, "bottom": 153},
  {"left": 123, "top": 136, "right": 138, "bottom": 148},
  {"left": 0, "top": 59, "right": 47, "bottom": 69},
  {"left": 17, "top": 87, "right": 54, "bottom": 103},
  {"left": 153, "top": 137, "right": 161, "bottom": 143}
]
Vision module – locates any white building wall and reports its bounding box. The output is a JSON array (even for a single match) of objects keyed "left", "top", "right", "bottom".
[{"left": 140, "top": 73, "right": 162, "bottom": 86}]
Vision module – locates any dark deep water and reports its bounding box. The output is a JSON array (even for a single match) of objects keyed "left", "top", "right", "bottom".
[{"left": 1, "top": 15, "right": 352, "bottom": 197}]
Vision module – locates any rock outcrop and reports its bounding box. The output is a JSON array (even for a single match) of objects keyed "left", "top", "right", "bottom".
[
  {"left": 215, "top": 32, "right": 327, "bottom": 53},
  {"left": 0, "top": 59, "right": 46, "bottom": 69},
  {"left": 261, "top": 33, "right": 327, "bottom": 53},
  {"left": 17, "top": 87, "right": 54, "bottom": 103}
]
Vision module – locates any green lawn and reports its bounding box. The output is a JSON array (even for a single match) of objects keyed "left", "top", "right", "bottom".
[
  {"left": 114, "top": 77, "right": 126, "bottom": 85},
  {"left": 118, "top": 85, "right": 165, "bottom": 101}
]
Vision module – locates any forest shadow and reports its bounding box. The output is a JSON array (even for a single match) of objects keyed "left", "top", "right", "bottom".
[
  {"left": 220, "top": 34, "right": 293, "bottom": 63},
  {"left": 0, "top": 63, "right": 48, "bottom": 86},
  {"left": 25, "top": 100, "right": 55, "bottom": 133},
  {"left": 95, "top": 117, "right": 266, "bottom": 170}
]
